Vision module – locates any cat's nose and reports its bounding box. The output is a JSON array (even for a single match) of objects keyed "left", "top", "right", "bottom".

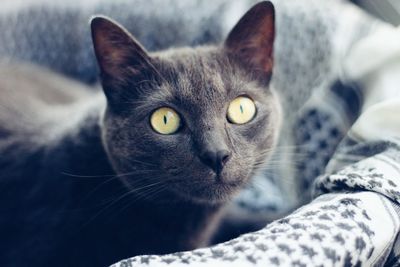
[{"left": 199, "top": 149, "right": 231, "bottom": 173}]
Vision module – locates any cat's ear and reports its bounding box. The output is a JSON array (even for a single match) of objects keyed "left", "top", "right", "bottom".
[
  {"left": 225, "top": 1, "right": 275, "bottom": 82},
  {"left": 90, "top": 16, "right": 153, "bottom": 81}
]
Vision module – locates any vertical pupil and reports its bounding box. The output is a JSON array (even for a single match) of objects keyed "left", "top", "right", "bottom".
[
  {"left": 240, "top": 104, "right": 244, "bottom": 114},
  {"left": 163, "top": 115, "right": 167, "bottom": 125}
]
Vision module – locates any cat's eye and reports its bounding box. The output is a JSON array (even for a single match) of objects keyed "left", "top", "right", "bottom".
[
  {"left": 227, "top": 96, "right": 256, "bottom": 124},
  {"left": 150, "top": 107, "right": 181, "bottom": 135}
]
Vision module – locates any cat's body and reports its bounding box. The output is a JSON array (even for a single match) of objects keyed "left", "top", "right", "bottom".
[
  {"left": 0, "top": 64, "right": 224, "bottom": 266},
  {"left": 0, "top": 2, "right": 280, "bottom": 266}
]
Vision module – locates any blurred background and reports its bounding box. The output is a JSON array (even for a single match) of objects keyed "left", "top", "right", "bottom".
[
  {"left": 0, "top": 0, "right": 398, "bottom": 84},
  {"left": 352, "top": 0, "right": 400, "bottom": 25}
]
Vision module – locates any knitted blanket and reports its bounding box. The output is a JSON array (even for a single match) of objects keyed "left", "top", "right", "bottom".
[{"left": 1, "top": 0, "right": 400, "bottom": 266}]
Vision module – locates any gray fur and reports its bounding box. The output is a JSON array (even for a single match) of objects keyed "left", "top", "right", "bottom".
[{"left": 101, "top": 45, "right": 281, "bottom": 203}]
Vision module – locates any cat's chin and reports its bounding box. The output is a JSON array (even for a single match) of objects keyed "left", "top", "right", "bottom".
[
  {"left": 119, "top": 174, "right": 244, "bottom": 205},
  {"left": 171, "top": 180, "right": 244, "bottom": 205}
]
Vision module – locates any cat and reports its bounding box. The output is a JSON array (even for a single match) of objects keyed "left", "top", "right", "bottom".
[{"left": 0, "top": 1, "right": 281, "bottom": 266}]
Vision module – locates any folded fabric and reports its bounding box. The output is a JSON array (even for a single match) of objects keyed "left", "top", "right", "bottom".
[{"left": 111, "top": 192, "right": 400, "bottom": 267}]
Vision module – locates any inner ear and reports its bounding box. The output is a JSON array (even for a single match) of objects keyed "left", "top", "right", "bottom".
[
  {"left": 90, "top": 16, "right": 153, "bottom": 80},
  {"left": 225, "top": 1, "right": 275, "bottom": 80}
]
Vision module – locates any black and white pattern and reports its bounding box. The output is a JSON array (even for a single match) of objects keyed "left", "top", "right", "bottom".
[
  {"left": 111, "top": 192, "right": 400, "bottom": 267},
  {"left": 1, "top": 0, "right": 400, "bottom": 266}
]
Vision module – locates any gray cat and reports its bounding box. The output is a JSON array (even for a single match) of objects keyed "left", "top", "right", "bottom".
[{"left": 0, "top": 2, "right": 280, "bottom": 266}]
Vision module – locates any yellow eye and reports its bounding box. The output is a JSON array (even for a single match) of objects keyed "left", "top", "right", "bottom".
[
  {"left": 150, "top": 107, "right": 181, "bottom": 135},
  {"left": 227, "top": 96, "right": 256, "bottom": 124}
]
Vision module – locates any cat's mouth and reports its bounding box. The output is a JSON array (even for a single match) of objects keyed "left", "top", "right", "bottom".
[
  {"left": 171, "top": 171, "right": 249, "bottom": 203},
  {"left": 214, "top": 173, "right": 242, "bottom": 187},
  {"left": 193, "top": 181, "right": 243, "bottom": 203}
]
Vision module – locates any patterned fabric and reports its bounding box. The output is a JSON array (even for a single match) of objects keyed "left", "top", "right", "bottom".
[
  {"left": 112, "top": 193, "right": 400, "bottom": 267},
  {"left": 1, "top": 0, "right": 400, "bottom": 266}
]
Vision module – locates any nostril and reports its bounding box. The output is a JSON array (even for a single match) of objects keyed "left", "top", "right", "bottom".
[
  {"left": 199, "top": 149, "right": 231, "bottom": 173},
  {"left": 218, "top": 150, "right": 231, "bottom": 167}
]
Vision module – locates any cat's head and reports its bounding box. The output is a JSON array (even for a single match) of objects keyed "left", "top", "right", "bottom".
[{"left": 91, "top": 1, "right": 281, "bottom": 204}]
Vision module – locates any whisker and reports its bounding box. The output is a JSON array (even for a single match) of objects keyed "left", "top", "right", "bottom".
[
  {"left": 81, "top": 181, "right": 165, "bottom": 228},
  {"left": 61, "top": 168, "right": 158, "bottom": 179},
  {"left": 61, "top": 172, "right": 115, "bottom": 178}
]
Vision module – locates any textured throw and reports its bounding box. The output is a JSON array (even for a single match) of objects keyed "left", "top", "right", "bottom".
[{"left": 1, "top": 0, "right": 400, "bottom": 266}]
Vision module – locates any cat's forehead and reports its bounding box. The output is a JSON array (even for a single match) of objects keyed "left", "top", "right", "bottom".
[
  {"left": 169, "top": 55, "right": 227, "bottom": 100},
  {"left": 152, "top": 47, "right": 251, "bottom": 104},
  {"left": 133, "top": 47, "right": 268, "bottom": 119}
]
